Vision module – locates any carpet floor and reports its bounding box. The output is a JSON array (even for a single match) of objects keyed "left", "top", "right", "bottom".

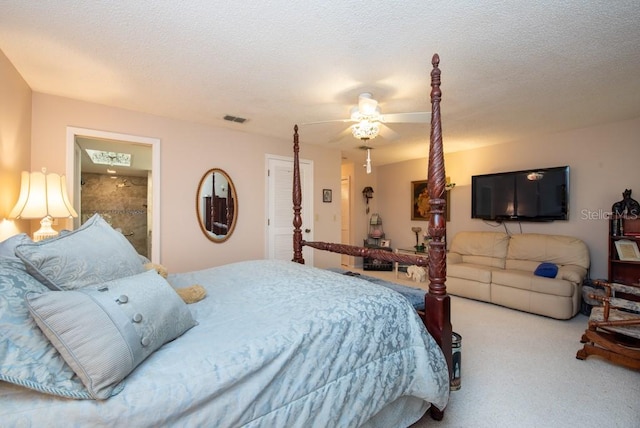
[{"left": 345, "top": 267, "right": 640, "bottom": 428}]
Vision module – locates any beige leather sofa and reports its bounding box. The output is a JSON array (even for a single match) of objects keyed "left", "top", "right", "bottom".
[{"left": 446, "top": 231, "right": 590, "bottom": 319}]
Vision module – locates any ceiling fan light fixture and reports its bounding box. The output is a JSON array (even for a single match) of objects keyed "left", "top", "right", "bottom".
[
  {"left": 350, "top": 106, "right": 382, "bottom": 122},
  {"left": 358, "top": 92, "right": 379, "bottom": 116},
  {"left": 351, "top": 120, "right": 380, "bottom": 140},
  {"left": 359, "top": 145, "right": 373, "bottom": 174},
  {"left": 365, "top": 148, "right": 372, "bottom": 174}
]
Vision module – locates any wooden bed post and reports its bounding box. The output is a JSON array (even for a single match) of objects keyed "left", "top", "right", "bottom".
[
  {"left": 426, "top": 54, "right": 453, "bottom": 390},
  {"left": 291, "top": 56, "right": 452, "bottom": 418},
  {"left": 292, "top": 124, "right": 305, "bottom": 264}
]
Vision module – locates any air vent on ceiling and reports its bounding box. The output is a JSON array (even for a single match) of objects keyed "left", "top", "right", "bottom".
[{"left": 223, "top": 115, "right": 247, "bottom": 123}]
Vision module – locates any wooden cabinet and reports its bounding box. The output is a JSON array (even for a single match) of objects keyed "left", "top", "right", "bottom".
[{"left": 608, "top": 215, "right": 640, "bottom": 286}]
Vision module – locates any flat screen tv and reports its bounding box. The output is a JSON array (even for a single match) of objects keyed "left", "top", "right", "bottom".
[{"left": 471, "top": 166, "right": 569, "bottom": 221}]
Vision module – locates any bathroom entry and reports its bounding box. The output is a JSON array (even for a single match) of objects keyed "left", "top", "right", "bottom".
[
  {"left": 80, "top": 172, "right": 149, "bottom": 256},
  {"left": 69, "top": 128, "right": 159, "bottom": 260}
]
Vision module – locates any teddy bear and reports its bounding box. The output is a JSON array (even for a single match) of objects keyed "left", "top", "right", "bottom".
[{"left": 144, "top": 262, "right": 207, "bottom": 304}]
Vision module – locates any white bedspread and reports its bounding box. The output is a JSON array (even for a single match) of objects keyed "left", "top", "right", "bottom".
[{"left": 1, "top": 259, "right": 449, "bottom": 427}]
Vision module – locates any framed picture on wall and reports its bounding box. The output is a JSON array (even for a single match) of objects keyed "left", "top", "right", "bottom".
[
  {"left": 411, "top": 180, "right": 450, "bottom": 221},
  {"left": 322, "top": 189, "right": 332, "bottom": 203}
]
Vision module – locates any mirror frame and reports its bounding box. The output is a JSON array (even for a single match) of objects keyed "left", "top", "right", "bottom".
[{"left": 196, "top": 168, "right": 238, "bottom": 243}]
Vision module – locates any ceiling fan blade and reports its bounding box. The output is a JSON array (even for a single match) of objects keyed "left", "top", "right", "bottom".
[
  {"left": 328, "top": 126, "right": 352, "bottom": 143},
  {"left": 378, "top": 124, "right": 399, "bottom": 140},
  {"left": 381, "top": 112, "right": 430, "bottom": 123}
]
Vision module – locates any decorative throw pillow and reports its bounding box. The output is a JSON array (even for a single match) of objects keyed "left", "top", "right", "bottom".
[
  {"left": 534, "top": 262, "right": 559, "bottom": 278},
  {"left": 15, "top": 214, "right": 145, "bottom": 290},
  {"left": 25, "top": 269, "right": 197, "bottom": 400},
  {"left": 0, "top": 257, "right": 94, "bottom": 399},
  {"left": 0, "top": 233, "right": 31, "bottom": 259}
]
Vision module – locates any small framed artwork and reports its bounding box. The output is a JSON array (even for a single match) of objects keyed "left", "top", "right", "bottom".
[
  {"left": 411, "top": 180, "right": 450, "bottom": 221},
  {"left": 614, "top": 239, "right": 640, "bottom": 261},
  {"left": 322, "top": 189, "right": 332, "bottom": 203},
  {"left": 380, "top": 239, "right": 391, "bottom": 248}
]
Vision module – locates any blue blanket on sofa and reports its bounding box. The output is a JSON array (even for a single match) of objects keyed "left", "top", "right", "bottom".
[{"left": 327, "top": 268, "right": 426, "bottom": 311}]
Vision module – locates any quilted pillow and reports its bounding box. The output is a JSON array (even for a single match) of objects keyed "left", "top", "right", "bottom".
[
  {"left": 0, "top": 233, "right": 31, "bottom": 259},
  {"left": 15, "top": 214, "right": 145, "bottom": 290},
  {"left": 25, "top": 269, "right": 197, "bottom": 400},
  {"left": 534, "top": 262, "right": 559, "bottom": 278},
  {"left": 0, "top": 257, "right": 94, "bottom": 399}
]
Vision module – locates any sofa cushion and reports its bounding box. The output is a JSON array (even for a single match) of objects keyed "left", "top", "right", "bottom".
[
  {"left": 506, "top": 233, "right": 590, "bottom": 270},
  {"left": 492, "top": 269, "right": 576, "bottom": 297},
  {"left": 449, "top": 232, "right": 510, "bottom": 269},
  {"left": 506, "top": 259, "right": 543, "bottom": 272},
  {"left": 447, "top": 263, "right": 494, "bottom": 284}
]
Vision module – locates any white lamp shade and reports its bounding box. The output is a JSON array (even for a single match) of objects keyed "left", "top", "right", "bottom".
[{"left": 9, "top": 170, "right": 78, "bottom": 219}]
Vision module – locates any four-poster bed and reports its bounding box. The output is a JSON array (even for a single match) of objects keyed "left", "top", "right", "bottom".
[
  {"left": 292, "top": 54, "right": 453, "bottom": 393},
  {"left": 0, "top": 55, "right": 451, "bottom": 426}
]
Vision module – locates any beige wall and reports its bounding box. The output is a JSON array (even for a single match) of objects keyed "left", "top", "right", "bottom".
[
  {"left": 374, "top": 117, "right": 640, "bottom": 280},
  {"left": 5, "top": 46, "right": 640, "bottom": 279},
  {"left": 0, "top": 49, "right": 31, "bottom": 240},
  {"left": 26, "top": 93, "right": 342, "bottom": 272}
]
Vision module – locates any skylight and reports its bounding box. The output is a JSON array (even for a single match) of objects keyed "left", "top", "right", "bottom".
[{"left": 85, "top": 149, "right": 131, "bottom": 166}]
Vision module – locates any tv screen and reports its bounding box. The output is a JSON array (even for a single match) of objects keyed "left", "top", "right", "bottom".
[{"left": 471, "top": 166, "right": 569, "bottom": 221}]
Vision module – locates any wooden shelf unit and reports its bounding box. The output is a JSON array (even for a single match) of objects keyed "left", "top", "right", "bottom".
[{"left": 608, "top": 215, "right": 640, "bottom": 287}]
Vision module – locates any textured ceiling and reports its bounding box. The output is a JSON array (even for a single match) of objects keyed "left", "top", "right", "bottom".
[{"left": 1, "top": 1, "right": 639, "bottom": 166}]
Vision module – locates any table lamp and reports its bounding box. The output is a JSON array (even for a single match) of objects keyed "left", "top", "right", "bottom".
[
  {"left": 411, "top": 226, "right": 422, "bottom": 247},
  {"left": 9, "top": 168, "right": 78, "bottom": 241}
]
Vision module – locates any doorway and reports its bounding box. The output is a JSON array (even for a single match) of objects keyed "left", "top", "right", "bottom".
[
  {"left": 66, "top": 127, "right": 161, "bottom": 262},
  {"left": 266, "top": 155, "right": 314, "bottom": 265}
]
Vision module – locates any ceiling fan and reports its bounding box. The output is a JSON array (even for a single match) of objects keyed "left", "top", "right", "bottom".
[{"left": 305, "top": 92, "right": 430, "bottom": 142}]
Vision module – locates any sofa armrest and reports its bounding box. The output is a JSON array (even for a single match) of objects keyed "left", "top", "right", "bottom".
[
  {"left": 447, "top": 252, "right": 463, "bottom": 264},
  {"left": 557, "top": 264, "right": 587, "bottom": 284}
]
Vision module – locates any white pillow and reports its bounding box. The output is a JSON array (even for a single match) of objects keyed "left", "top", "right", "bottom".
[{"left": 25, "top": 270, "right": 197, "bottom": 399}]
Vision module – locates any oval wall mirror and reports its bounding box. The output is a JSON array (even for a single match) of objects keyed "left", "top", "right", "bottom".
[{"left": 196, "top": 168, "right": 237, "bottom": 243}]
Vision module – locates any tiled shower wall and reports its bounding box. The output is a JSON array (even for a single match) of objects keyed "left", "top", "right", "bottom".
[{"left": 81, "top": 173, "right": 148, "bottom": 257}]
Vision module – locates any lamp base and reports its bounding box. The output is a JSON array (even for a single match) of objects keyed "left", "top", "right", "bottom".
[{"left": 33, "top": 216, "right": 59, "bottom": 242}]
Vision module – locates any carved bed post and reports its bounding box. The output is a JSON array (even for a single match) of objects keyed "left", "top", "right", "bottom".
[
  {"left": 290, "top": 57, "right": 452, "bottom": 417},
  {"left": 426, "top": 53, "right": 453, "bottom": 386},
  {"left": 292, "top": 125, "right": 305, "bottom": 264}
]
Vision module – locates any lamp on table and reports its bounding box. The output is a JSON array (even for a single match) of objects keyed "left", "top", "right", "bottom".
[
  {"left": 411, "top": 226, "right": 422, "bottom": 247},
  {"left": 9, "top": 168, "right": 78, "bottom": 241}
]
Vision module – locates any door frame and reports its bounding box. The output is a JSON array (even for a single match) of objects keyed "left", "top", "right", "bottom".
[
  {"left": 265, "top": 154, "right": 314, "bottom": 265},
  {"left": 66, "top": 127, "right": 161, "bottom": 262}
]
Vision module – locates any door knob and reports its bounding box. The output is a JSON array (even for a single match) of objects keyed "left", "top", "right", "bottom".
[{"left": 305, "top": 228, "right": 311, "bottom": 233}]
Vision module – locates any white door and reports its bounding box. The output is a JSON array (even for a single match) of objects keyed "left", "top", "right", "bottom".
[{"left": 266, "top": 156, "right": 314, "bottom": 265}]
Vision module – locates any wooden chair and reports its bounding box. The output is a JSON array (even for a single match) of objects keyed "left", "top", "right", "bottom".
[{"left": 576, "top": 280, "right": 640, "bottom": 370}]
